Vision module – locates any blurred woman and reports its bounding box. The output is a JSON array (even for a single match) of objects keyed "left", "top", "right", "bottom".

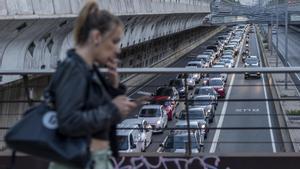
[{"left": 48, "top": 1, "right": 136, "bottom": 169}]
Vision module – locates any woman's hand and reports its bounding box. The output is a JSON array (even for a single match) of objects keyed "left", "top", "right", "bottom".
[
  {"left": 106, "top": 57, "right": 120, "bottom": 89},
  {"left": 112, "top": 96, "right": 137, "bottom": 117}
]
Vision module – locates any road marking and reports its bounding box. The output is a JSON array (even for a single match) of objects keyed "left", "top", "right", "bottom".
[
  {"left": 255, "top": 28, "right": 277, "bottom": 153},
  {"left": 209, "top": 33, "right": 244, "bottom": 153}
]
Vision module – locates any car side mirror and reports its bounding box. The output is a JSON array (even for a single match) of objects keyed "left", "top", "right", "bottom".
[
  {"left": 159, "top": 143, "right": 164, "bottom": 147},
  {"left": 131, "top": 143, "right": 137, "bottom": 149}
]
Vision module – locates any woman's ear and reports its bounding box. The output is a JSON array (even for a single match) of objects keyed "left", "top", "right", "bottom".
[{"left": 91, "top": 30, "right": 102, "bottom": 46}]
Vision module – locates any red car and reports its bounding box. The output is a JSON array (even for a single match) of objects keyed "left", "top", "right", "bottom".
[
  {"left": 152, "top": 96, "right": 176, "bottom": 121},
  {"left": 207, "top": 78, "right": 225, "bottom": 98}
]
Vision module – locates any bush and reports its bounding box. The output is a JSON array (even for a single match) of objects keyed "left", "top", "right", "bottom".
[{"left": 287, "top": 110, "right": 300, "bottom": 116}]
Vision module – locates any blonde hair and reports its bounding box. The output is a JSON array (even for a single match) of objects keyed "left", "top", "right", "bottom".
[{"left": 74, "top": 0, "right": 122, "bottom": 45}]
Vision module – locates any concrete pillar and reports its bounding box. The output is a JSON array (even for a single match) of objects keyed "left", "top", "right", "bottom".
[{"left": 268, "top": 23, "right": 272, "bottom": 51}]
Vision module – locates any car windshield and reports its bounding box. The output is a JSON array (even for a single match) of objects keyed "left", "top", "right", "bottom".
[
  {"left": 245, "top": 58, "right": 258, "bottom": 64},
  {"left": 179, "top": 110, "right": 204, "bottom": 120},
  {"left": 193, "top": 97, "right": 211, "bottom": 105},
  {"left": 195, "top": 88, "right": 214, "bottom": 95},
  {"left": 139, "top": 108, "right": 161, "bottom": 117},
  {"left": 188, "top": 63, "right": 200, "bottom": 67},
  {"left": 117, "top": 136, "right": 128, "bottom": 150},
  {"left": 165, "top": 135, "right": 198, "bottom": 149},
  {"left": 208, "top": 73, "right": 221, "bottom": 78},
  {"left": 209, "top": 79, "right": 223, "bottom": 86},
  {"left": 169, "top": 80, "right": 183, "bottom": 87},
  {"left": 156, "top": 88, "right": 172, "bottom": 96}
]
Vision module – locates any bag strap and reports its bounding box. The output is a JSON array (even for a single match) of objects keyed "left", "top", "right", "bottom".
[{"left": 7, "top": 150, "right": 16, "bottom": 169}]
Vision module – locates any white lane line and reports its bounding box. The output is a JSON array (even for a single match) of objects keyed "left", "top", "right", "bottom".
[
  {"left": 209, "top": 34, "right": 244, "bottom": 153},
  {"left": 255, "top": 28, "right": 277, "bottom": 153}
]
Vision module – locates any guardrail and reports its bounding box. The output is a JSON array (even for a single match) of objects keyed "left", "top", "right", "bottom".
[{"left": 1, "top": 68, "right": 300, "bottom": 169}]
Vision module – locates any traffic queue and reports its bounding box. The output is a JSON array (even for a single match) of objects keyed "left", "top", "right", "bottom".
[{"left": 116, "top": 24, "right": 250, "bottom": 153}]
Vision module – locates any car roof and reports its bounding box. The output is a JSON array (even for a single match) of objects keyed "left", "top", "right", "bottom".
[
  {"left": 193, "top": 95, "right": 212, "bottom": 99},
  {"left": 213, "top": 65, "right": 225, "bottom": 68},
  {"left": 188, "top": 61, "right": 202, "bottom": 64},
  {"left": 210, "top": 77, "right": 223, "bottom": 81},
  {"left": 117, "top": 122, "right": 139, "bottom": 135},
  {"left": 175, "top": 120, "right": 199, "bottom": 126},
  {"left": 196, "top": 86, "right": 213, "bottom": 89},
  {"left": 141, "top": 104, "right": 161, "bottom": 109}
]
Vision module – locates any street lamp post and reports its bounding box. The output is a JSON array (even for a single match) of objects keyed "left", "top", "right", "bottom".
[
  {"left": 284, "top": 2, "right": 289, "bottom": 89},
  {"left": 276, "top": 0, "right": 279, "bottom": 67}
]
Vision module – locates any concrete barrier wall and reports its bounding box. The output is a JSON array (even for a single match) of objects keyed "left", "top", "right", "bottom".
[
  {"left": 0, "top": 13, "right": 207, "bottom": 83},
  {"left": 0, "top": 0, "right": 211, "bottom": 18}
]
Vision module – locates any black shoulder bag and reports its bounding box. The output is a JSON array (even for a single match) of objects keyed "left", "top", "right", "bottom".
[{"left": 4, "top": 69, "right": 92, "bottom": 168}]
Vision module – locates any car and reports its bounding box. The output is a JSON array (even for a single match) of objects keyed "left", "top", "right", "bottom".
[
  {"left": 175, "top": 121, "right": 206, "bottom": 142},
  {"left": 158, "top": 131, "right": 203, "bottom": 153},
  {"left": 207, "top": 78, "right": 225, "bottom": 98},
  {"left": 202, "top": 72, "right": 227, "bottom": 85},
  {"left": 222, "top": 55, "right": 235, "bottom": 65},
  {"left": 193, "top": 86, "right": 218, "bottom": 104},
  {"left": 224, "top": 45, "right": 238, "bottom": 55},
  {"left": 117, "top": 119, "right": 152, "bottom": 152},
  {"left": 205, "top": 49, "right": 219, "bottom": 58},
  {"left": 169, "top": 79, "right": 185, "bottom": 98},
  {"left": 137, "top": 105, "right": 168, "bottom": 133},
  {"left": 186, "top": 60, "right": 204, "bottom": 69},
  {"left": 190, "top": 95, "right": 216, "bottom": 123},
  {"left": 155, "top": 86, "right": 179, "bottom": 106},
  {"left": 244, "top": 58, "right": 261, "bottom": 79},
  {"left": 196, "top": 54, "right": 212, "bottom": 67},
  {"left": 151, "top": 97, "right": 176, "bottom": 121},
  {"left": 177, "top": 73, "right": 196, "bottom": 89},
  {"left": 213, "top": 61, "right": 226, "bottom": 67},
  {"left": 223, "top": 50, "right": 234, "bottom": 56},
  {"left": 206, "top": 45, "right": 218, "bottom": 53},
  {"left": 212, "top": 64, "right": 225, "bottom": 68},
  {"left": 176, "top": 108, "right": 209, "bottom": 136},
  {"left": 219, "top": 58, "right": 234, "bottom": 68},
  {"left": 202, "top": 50, "right": 216, "bottom": 60},
  {"left": 244, "top": 57, "right": 259, "bottom": 67}
]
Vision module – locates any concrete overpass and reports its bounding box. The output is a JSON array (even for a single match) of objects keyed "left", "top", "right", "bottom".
[{"left": 0, "top": 0, "right": 212, "bottom": 83}]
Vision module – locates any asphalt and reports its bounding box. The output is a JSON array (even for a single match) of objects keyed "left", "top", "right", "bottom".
[
  {"left": 211, "top": 29, "right": 284, "bottom": 153},
  {"left": 126, "top": 26, "right": 285, "bottom": 153}
]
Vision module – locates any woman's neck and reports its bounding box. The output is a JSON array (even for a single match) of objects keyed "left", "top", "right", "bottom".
[{"left": 75, "top": 46, "right": 94, "bottom": 67}]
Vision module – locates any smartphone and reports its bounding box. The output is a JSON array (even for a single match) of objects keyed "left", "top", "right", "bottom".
[{"left": 134, "top": 96, "right": 152, "bottom": 106}]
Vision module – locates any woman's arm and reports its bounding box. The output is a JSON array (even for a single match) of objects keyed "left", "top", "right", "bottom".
[{"left": 55, "top": 65, "right": 121, "bottom": 137}]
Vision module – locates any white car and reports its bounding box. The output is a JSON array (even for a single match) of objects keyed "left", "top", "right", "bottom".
[
  {"left": 138, "top": 105, "right": 168, "bottom": 133},
  {"left": 117, "top": 119, "right": 152, "bottom": 152},
  {"left": 222, "top": 55, "right": 235, "bottom": 65}
]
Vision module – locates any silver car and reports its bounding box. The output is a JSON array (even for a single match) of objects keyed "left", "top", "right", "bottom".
[
  {"left": 158, "top": 131, "right": 203, "bottom": 153},
  {"left": 190, "top": 95, "right": 216, "bottom": 123},
  {"left": 138, "top": 105, "right": 168, "bottom": 133}
]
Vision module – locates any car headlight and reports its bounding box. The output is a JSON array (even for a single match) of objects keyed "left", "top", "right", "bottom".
[
  {"left": 179, "top": 88, "right": 185, "bottom": 92},
  {"left": 201, "top": 125, "right": 205, "bottom": 129},
  {"left": 218, "top": 88, "right": 224, "bottom": 91},
  {"left": 157, "top": 120, "right": 161, "bottom": 125}
]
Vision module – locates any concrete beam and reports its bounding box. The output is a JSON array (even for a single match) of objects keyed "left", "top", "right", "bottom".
[
  {"left": 0, "top": 0, "right": 211, "bottom": 19},
  {"left": 0, "top": 13, "right": 208, "bottom": 83}
]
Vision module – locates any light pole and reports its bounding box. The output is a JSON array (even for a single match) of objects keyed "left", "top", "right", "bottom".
[
  {"left": 284, "top": 2, "right": 288, "bottom": 89},
  {"left": 276, "top": 0, "right": 279, "bottom": 67}
]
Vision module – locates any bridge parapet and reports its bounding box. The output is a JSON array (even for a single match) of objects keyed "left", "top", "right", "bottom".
[{"left": 0, "top": 0, "right": 211, "bottom": 19}]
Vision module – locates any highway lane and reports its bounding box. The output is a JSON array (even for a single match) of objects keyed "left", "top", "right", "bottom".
[
  {"left": 209, "top": 28, "right": 284, "bottom": 153},
  {"left": 125, "top": 26, "right": 285, "bottom": 153}
]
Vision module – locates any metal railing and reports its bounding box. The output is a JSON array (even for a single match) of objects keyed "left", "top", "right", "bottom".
[{"left": 1, "top": 67, "right": 300, "bottom": 155}]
